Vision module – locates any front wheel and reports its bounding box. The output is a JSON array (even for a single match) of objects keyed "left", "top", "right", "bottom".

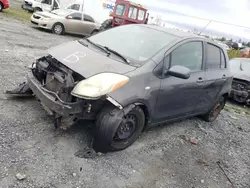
[
  {"left": 52, "top": 23, "right": 64, "bottom": 35},
  {"left": 203, "top": 97, "right": 226, "bottom": 122},
  {"left": 93, "top": 105, "right": 145, "bottom": 153}
]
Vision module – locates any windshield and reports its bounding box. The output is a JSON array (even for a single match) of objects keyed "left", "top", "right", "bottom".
[
  {"left": 50, "top": 9, "right": 72, "bottom": 16},
  {"left": 83, "top": 25, "right": 179, "bottom": 63},
  {"left": 229, "top": 59, "right": 250, "bottom": 73}
]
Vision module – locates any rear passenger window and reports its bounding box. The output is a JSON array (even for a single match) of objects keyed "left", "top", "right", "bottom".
[
  {"left": 206, "top": 44, "right": 225, "bottom": 69},
  {"left": 170, "top": 41, "right": 203, "bottom": 71},
  {"left": 70, "top": 13, "right": 82, "bottom": 20},
  {"left": 84, "top": 14, "right": 95, "bottom": 22}
]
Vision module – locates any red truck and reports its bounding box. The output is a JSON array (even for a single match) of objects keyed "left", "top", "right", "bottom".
[{"left": 0, "top": 0, "right": 9, "bottom": 11}]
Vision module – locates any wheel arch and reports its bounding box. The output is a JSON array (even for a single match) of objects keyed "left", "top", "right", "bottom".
[
  {"left": 134, "top": 102, "right": 150, "bottom": 128},
  {"left": 34, "top": 7, "right": 42, "bottom": 11}
]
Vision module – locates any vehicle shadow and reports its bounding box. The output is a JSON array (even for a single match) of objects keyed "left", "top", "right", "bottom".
[{"left": 30, "top": 26, "right": 85, "bottom": 39}]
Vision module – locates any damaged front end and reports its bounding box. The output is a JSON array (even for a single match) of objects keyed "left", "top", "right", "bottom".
[
  {"left": 27, "top": 55, "right": 116, "bottom": 129},
  {"left": 230, "top": 78, "right": 250, "bottom": 104}
]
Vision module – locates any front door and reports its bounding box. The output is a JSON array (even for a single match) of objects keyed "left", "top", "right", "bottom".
[
  {"left": 65, "top": 12, "right": 85, "bottom": 35},
  {"left": 153, "top": 41, "right": 206, "bottom": 122}
]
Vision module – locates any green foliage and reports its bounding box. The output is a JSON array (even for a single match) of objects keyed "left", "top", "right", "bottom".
[
  {"left": 4, "top": 8, "right": 31, "bottom": 22},
  {"left": 227, "top": 49, "right": 242, "bottom": 59}
]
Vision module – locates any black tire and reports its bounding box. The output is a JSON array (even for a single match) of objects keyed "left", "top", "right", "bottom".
[
  {"left": 0, "top": 2, "right": 3, "bottom": 12},
  {"left": 93, "top": 105, "right": 145, "bottom": 153},
  {"left": 34, "top": 7, "right": 42, "bottom": 12},
  {"left": 203, "top": 96, "right": 226, "bottom": 122},
  {"left": 52, "top": 23, "right": 64, "bottom": 35},
  {"left": 99, "top": 19, "right": 112, "bottom": 32}
]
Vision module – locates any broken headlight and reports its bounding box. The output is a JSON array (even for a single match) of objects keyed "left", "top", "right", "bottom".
[{"left": 71, "top": 73, "right": 129, "bottom": 99}]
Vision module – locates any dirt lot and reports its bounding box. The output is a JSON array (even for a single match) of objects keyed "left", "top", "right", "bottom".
[{"left": 1, "top": 12, "right": 250, "bottom": 188}]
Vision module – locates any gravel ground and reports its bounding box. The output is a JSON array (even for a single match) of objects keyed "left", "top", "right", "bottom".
[{"left": 1, "top": 15, "right": 250, "bottom": 188}]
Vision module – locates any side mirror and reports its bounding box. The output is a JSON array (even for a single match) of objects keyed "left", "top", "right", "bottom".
[
  {"left": 167, "top": 65, "right": 191, "bottom": 79},
  {"left": 66, "top": 15, "right": 73, "bottom": 19}
]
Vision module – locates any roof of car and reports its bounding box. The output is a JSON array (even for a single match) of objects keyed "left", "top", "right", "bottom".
[{"left": 140, "top": 24, "right": 203, "bottom": 38}]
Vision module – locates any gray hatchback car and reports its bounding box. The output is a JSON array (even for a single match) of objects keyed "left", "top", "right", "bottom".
[{"left": 6, "top": 24, "right": 232, "bottom": 153}]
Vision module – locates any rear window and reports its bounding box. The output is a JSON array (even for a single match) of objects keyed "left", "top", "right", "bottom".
[
  {"left": 206, "top": 43, "right": 226, "bottom": 69},
  {"left": 84, "top": 14, "right": 94, "bottom": 22}
]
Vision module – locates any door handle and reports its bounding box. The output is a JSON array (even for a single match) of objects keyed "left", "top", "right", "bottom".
[
  {"left": 197, "top": 77, "right": 204, "bottom": 83},
  {"left": 222, "top": 74, "right": 227, "bottom": 80}
]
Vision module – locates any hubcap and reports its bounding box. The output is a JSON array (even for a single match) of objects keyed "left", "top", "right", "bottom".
[
  {"left": 114, "top": 115, "right": 137, "bottom": 141},
  {"left": 54, "top": 25, "right": 62, "bottom": 34},
  {"left": 0, "top": 4, "right": 2, "bottom": 10}
]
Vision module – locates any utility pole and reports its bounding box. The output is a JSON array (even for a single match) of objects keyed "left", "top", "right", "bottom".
[{"left": 199, "top": 20, "right": 212, "bottom": 35}]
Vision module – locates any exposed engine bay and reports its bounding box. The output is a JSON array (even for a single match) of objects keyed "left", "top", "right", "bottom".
[
  {"left": 231, "top": 78, "right": 250, "bottom": 105},
  {"left": 30, "top": 55, "right": 108, "bottom": 129},
  {"left": 32, "top": 55, "right": 82, "bottom": 103}
]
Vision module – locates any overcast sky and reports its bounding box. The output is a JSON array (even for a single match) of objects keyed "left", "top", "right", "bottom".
[{"left": 131, "top": 0, "right": 250, "bottom": 39}]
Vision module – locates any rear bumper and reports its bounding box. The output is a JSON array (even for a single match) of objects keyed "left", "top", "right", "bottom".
[{"left": 27, "top": 72, "right": 85, "bottom": 117}]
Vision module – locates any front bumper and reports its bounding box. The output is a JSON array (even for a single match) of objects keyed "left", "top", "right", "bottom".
[
  {"left": 30, "top": 17, "right": 53, "bottom": 30},
  {"left": 27, "top": 72, "right": 85, "bottom": 117}
]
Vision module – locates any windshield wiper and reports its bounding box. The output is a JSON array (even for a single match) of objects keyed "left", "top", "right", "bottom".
[
  {"left": 78, "top": 40, "right": 88, "bottom": 47},
  {"left": 85, "top": 39, "right": 111, "bottom": 55},
  {"left": 240, "top": 61, "right": 243, "bottom": 71},
  {"left": 103, "top": 46, "right": 130, "bottom": 64}
]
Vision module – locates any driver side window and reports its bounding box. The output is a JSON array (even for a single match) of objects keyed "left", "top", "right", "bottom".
[{"left": 170, "top": 41, "right": 203, "bottom": 71}]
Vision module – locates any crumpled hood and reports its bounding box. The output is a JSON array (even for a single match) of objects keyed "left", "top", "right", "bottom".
[
  {"left": 233, "top": 72, "right": 250, "bottom": 82},
  {"left": 48, "top": 41, "right": 136, "bottom": 78}
]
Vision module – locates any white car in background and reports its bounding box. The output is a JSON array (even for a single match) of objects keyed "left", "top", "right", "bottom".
[{"left": 30, "top": 9, "right": 101, "bottom": 36}]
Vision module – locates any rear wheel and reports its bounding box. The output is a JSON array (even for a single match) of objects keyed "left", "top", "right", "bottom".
[
  {"left": 52, "top": 23, "right": 64, "bottom": 35},
  {"left": 93, "top": 105, "right": 145, "bottom": 153},
  {"left": 0, "top": 2, "right": 3, "bottom": 12},
  {"left": 203, "top": 97, "right": 225, "bottom": 122},
  {"left": 99, "top": 19, "right": 112, "bottom": 32}
]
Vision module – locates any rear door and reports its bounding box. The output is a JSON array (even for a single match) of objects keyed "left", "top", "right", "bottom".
[
  {"left": 81, "top": 14, "right": 96, "bottom": 36},
  {"left": 199, "top": 42, "right": 230, "bottom": 112}
]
